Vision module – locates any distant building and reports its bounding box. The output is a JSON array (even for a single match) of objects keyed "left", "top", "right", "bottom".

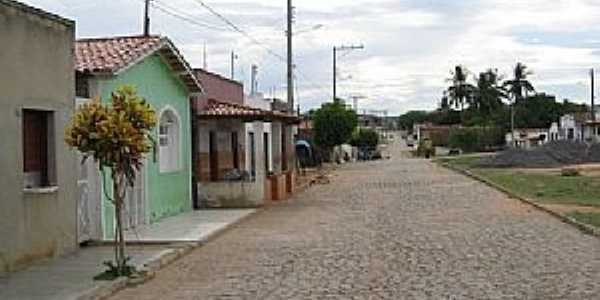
[{"left": 506, "top": 128, "right": 549, "bottom": 149}]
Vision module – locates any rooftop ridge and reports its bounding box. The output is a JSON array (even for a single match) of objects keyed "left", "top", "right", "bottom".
[
  {"left": 1, "top": 0, "right": 74, "bottom": 27},
  {"left": 76, "top": 34, "right": 162, "bottom": 43}
]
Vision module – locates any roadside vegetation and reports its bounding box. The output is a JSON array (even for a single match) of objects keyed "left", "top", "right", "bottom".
[
  {"left": 398, "top": 63, "right": 588, "bottom": 153},
  {"left": 437, "top": 155, "right": 600, "bottom": 228}
]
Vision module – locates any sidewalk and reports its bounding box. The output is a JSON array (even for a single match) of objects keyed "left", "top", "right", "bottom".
[{"left": 0, "top": 209, "right": 256, "bottom": 300}]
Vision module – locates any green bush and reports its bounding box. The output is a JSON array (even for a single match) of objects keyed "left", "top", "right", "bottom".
[
  {"left": 417, "top": 139, "right": 436, "bottom": 158},
  {"left": 449, "top": 127, "right": 505, "bottom": 153},
  {"left": 349, "top": 128, "right": 379, "bottom": 149}
]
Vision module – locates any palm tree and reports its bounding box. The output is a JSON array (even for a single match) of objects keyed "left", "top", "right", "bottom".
[
  {"left": 447, "top": 65, "right": 474, "bottom": 112},
  {"left": 473, "top": 69, "right": 506, "bottom": 116},
  {"left": 503, "top": 62, "right": 535, "bottom": 146},
  {"left": 503, "top": 62, "right": 535, "bottom": 103}
]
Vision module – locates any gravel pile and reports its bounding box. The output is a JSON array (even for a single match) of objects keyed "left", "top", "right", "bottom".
[{"left": 478, "top": 140, "right": 597, "bottom": 168}]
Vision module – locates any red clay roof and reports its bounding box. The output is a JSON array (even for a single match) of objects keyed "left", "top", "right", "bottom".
[
  {"left": 199, "top": 100, "right": 298, "bottom": 123},
  {"left": 193, "top": 68, "right": 243, "bottom": 106},
  {"left": 75, "top": 35, "right": 202, "bottom": 93}
]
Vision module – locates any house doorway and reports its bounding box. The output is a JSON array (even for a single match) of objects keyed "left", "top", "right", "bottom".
[
  {"left": 264, "top": 132, "right": 270, "bottom": 173},
  {"left": 249, "top": 132, "right": 256, "bottom": 178},
  {"left": 209, "top": 131, "right": 219, "bottom": 181}
]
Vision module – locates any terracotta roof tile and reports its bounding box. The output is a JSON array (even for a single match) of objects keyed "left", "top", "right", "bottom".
[
  {"left": 75, "top": 35, "right": 202, "bottom": 93},
  {"left": 75, "top": 35, "right": 163, "bottom": 73},
  {"left": 199, "top": 100, "right": 298, "bottom": 123}
]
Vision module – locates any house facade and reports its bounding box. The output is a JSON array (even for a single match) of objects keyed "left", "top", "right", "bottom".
[
  {"left": 0, "top": 0, "right": 77, "bottom": 273},
  {"left": 74, "top": 35, "right": 202, "bottom": 240},
  {"left": 506, "top": 128, "right": 549, "bottom": 149},
  {"left": 192, "top": 70, "right": 297, "bottom": 208}
]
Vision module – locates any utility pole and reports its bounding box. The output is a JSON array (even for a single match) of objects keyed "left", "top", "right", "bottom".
[
  {"left": 143, "top": 0, "right": 151, "bottom": 36},
  {"left": 333, "top": 44, "right": 364, "bottom": 102},
  {"left": 511, "top": 97, "right": 515, "bottom": 147},
  {"left": 592, "top": 68, "right": 596, "bottom": 121},
  {"left": 333, "top": 47, "right": 337, "bottom": 102},
  {"left": 287, "top": 0, "right": 294, "bottom": 113}
]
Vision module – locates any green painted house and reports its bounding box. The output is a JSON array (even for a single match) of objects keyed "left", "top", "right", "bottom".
[{"left": 74, "top": 35, "right": 202, "bottom": 241}]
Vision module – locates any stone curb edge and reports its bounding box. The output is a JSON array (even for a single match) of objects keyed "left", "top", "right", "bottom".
[
  {"left": 75, "top": 209, "right": 260, "bottom": 300},
  {"left": 438, "top": 162, "right": 600, "bottom": 238}
]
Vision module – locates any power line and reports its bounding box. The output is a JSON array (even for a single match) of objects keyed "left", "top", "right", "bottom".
[
  {"left": 150, "top": 0, "right": 230, "bottom": 31},
  {"left": 189, "top": 0, "right": 287, "bottom": 62}
]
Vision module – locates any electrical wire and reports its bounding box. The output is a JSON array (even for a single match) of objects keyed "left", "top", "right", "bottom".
[
  {"left": 189, "top": 0, "right": 287, "bottom": 62},
  {"left": 150, "top": 0, "right": 230, "bottom": 31}
]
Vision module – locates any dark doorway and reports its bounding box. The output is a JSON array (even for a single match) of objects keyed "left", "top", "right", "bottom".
[
  {"left": 231, "top": 132, "right": 239, "bottom": 170},
  {"left": 264, "top": 132, "right": 270, "bottom": 173},
  {"left": 249, "top": 132, "right": 256, "bottom": 178},
  {"left": 209, "top": 131, "right": 218, "bottom": 181},
  {"left": 281, "top": 128, "right": 288, "bottom": 171}
]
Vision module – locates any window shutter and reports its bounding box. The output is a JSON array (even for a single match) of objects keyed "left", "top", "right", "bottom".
[{"left": 23, "top": 111, "right": 47, "bottom": 173}]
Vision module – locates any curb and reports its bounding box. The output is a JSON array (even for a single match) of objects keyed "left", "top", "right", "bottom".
[
  {"left": 75, "top": 209, "right": 260, "bottom": 300},
  {"left": 438, "top": 162, "right": 600, "bottom": 238}
]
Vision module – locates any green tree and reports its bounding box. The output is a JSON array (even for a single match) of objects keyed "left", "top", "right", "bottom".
[
  {"left": 349, "top": 128, "right": 379, "bottom": 149},
  {"left": 398, "top": 110, "right": 430, "bottom": 131},
  {"left": 65, "top": 86, "right": 156, "bottom": 277},
  {"left": 472, "top": 69, "right": 506, "bottom": 114},
  {"left": 504, "top": 62, "right": 535, "bottom": 103},
  {"left": 313, "top": 101, "right": 358, "bottom": 152},
  {"left": 447, "top": 65, "right": 475, "bottom": 112}
]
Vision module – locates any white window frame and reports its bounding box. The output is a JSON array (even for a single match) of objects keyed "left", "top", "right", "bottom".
[{"left": 157, "top": 106, "right": 182, "bottom": 173}]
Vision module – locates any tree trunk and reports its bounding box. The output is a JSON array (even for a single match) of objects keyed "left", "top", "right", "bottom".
[{"left": 112, "top": 171, "right": 127, "bottom": 275}]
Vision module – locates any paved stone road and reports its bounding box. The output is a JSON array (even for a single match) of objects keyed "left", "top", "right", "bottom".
[{"left": 113, "top": 140, "right": 600, "bottom": 299}]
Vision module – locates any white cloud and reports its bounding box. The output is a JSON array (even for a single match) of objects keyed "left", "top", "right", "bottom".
[{"left": 20, "top": 0, "right": 600, "bottom": 114}]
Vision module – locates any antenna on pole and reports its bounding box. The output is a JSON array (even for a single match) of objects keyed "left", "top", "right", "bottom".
[
  {"left": 143, "top": 0, "right": 151, "bottom": 36},
  {"left": 230, "top": 51, "right": 238, "bottom": 80},
  {"left": 203, "top": 42, "right": 207, "bottom": 70},
  {"left": 250, "top": 65, "right": 258, "bottom": 95}
]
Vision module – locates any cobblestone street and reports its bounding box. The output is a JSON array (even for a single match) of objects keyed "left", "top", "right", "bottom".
[{"left": 112, "top": 141, "right": 600, "bottom": 299}]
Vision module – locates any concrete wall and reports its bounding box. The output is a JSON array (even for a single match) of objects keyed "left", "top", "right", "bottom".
[{"left": 0, "top": 2, "right": 77, "bottom": 273}]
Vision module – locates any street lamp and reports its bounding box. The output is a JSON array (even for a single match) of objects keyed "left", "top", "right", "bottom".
[{"left": 333, "top": 44, "right": 364, "bottom": 102}]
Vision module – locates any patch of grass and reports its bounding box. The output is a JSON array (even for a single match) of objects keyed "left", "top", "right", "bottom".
[
  {"left": 435, "top": 155, "right": 484, "bottom": 170},
  {"left": 471, "top": 169, "right": 600, "bottom": 207},
  {"left": 567, "top": 212, "right": 600, "bottom": 228}
]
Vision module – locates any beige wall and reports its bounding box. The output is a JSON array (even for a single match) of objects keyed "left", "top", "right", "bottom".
[{"left": 0, "top": 1, "right": 77, "bottom": 274}]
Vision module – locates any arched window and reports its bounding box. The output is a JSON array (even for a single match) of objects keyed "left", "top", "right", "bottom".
[{"left": 158, "top": 108, "right": 180, "bottom": 172}]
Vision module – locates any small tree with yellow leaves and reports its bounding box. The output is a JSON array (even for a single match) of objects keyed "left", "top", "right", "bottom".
[{"left": 65, "top": 85, "right": 156, "bottom": 278}]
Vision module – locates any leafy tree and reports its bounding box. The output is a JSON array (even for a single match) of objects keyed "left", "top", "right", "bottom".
[
  {"left": 349, "top": 128, "right": 379, "bottom": 149},
  {"left": 313, "top": 101, "right": 357, "bottom": 151},
  {"left": 398, "top": 110, "right": 430, "bottom": 131},
  {"left": 65, "top": 86, "right": 156, "bottom": 277},
  {"left": 513, "top": 93, "right": 588, "bottom": 128}
]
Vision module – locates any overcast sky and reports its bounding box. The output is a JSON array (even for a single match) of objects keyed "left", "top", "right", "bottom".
[{"left": 24, "top": 0, "right": 600, "bottom": 115}]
